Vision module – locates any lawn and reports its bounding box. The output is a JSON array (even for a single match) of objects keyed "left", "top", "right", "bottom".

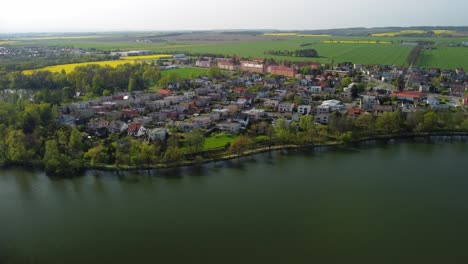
[
  {"left": 161, "top": 67, "right": 209, "bottom": 79},
  {"left": 416, "top": 47, "right": 468, "bottom": 70},
  {"left": 204, "top": 133, "right": 236, "bottom": 150}
]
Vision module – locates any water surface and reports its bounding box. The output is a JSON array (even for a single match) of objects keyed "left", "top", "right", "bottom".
[{"left": 1, "top": 140, "right": 468, "bottom": 263}]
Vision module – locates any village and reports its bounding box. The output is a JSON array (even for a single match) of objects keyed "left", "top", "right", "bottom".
[{"left": 57, "top": 53, "right": 468, "bottom": 145}]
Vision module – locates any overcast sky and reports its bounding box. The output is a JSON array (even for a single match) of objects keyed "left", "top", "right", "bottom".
[{"left": 1, "top": 0, "right": 467, "bottom": 33}]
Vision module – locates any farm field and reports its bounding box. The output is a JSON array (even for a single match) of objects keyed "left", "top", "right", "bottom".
[
  {"left": 22, "top": 60, "right": 137, "bottom": 74},
  {"left": 7, "top": 34, "right": 468, "bottom": 69},
  {"left": 416, "top": 47, "right": 468, "bottom": 69},
  {"left": 150, "top": 40, "right": 413, "bottom": 66}
]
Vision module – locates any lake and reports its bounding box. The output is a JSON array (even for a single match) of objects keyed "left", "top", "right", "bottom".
[{"left": 1, "top": 139, "right": 468, "bottom": 263}]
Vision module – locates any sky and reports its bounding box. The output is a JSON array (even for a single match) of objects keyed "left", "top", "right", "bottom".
[{"left": 1, "top": 0, "right": 467, "bottom": 33}]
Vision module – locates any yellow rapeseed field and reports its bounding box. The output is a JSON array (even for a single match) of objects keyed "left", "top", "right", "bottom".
[
  {"left": 371, "top": 30, "right": 428, "bottom": 37},
  {"left": 17, "top": 35, "right": 104, "bottom": 41},
  {"left": 433, "top": 30, "right": 456, "bottom": 35},
  {"left": 22, "top": 60, "right": 138, "bottom": 74}
]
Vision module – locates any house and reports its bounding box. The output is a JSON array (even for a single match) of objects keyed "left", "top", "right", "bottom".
[
  {"left": 314, "top": 114, "right": 330, "bottom": 124},
  {"left": 173, "top": 54, "right": 187, "bottom": 61},
  {"left": 269, "top": 65, "right": 295, "bottom": 78},
  {"left": 243, "top": 108, "right": 265, "bottom": 120},
  {"left": 178, "top": 122, "right": 201, "bottom": 133},
  {"left": 108, "top": 120, "right": 128, "bottom": 133},
  {"left": 148, "top": 128, "right": 168, "bottom": 141},
  {"left": 373, "top": 105, "right": 394, "bottom": 115},
  {"left": 278, "top": 102, "right": 295, "bottom": 113},
  {"left": 192, "top": 116, "right": 212, "bottom": 128},
  {"left": 127, "top": 123, "right": 146, "bottom": 137},
  {"left": 158, "top": 89, "right": 172, "bottom": 97},
  {"left": 316, "top": 105, "right": 331, "bottom": 114},
  {"left": 456, "top": 68, "right": 465, "bottom": 75},
  {"left": 321, "top": 100, "right": 346, "bottom": 112},
  {"left": 195, "top": 60, "right": 212, "bottom": 68},
  {"left": 264, "top": 99, "right": 279, "bottom": 109},
  {"left": 309, "top": 86, "right": 322, "bottom": 94},
  {"left": 56, "top": 115, "right": 77, "bottom": 126},
  {"left": 88, "top": 119, "right": 109, "bottom": 131},
  {"left": 463, "top": 42, "right": 468, "bottom": 47},
  {"left": 347, "top": 108, "right": 365, "bottom": 118},
  {"left": 232, "top": 113, "right": 250, "bottom": 128},
  {"left": 392, "top": 91, "right": 427, "bottom": 102},
  {"left": 240, "top": 60, "right": 265, "bottom": 74},
  {"left": 217, "top": 122, "right": 242, "bottom": 133},
  {"left": 217, "top": 58, "right": 237, "bottom": 71},
  {"left": 297, "top": 105, "right": 312, "bottom": 115}
]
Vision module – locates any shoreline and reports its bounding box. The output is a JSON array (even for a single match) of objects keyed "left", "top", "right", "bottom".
[
  {"left": 2, "top": 132, "right": 468, "bottom": 176},
  {"left": 91, "top": 131, "right": 468, "bottom": 172}
]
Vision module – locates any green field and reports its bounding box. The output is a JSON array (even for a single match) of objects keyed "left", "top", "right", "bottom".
[
  {"left": 161, "top": 67, "right": 209, "bottom": 79},
  {"left": 416, "top": 47, "right": 468, "bottom": 69},
  {"left": 7, "top": 35, "right": 468, "bottom": 69}
]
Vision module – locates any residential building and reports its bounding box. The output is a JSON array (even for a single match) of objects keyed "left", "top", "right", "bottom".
[
  {"left": 196, "top": 60, "right": 212, "bottom": 68},
  {"left": 298, "top": 105, "right": 312, "bottom": 115},
  {"left": 278, "top": 102, "right": 295, "bottom": 113},
  {"left": 217, "top": 122, "right": 242, "bottom": 133},
  {"left": 309, "top": 86, "right": 322, "bottom": 94},
  {"left": 269, "top": 65, "right": 295, "bottom": 78},
  {"left": 127, "top": 123, "right": 146, "bottom": 137},
  {"left": 148, "top": 128, "right": 168, "bottom": 141},
  {"left": 240, "top": 60, "right": 265, "bottom": 74},
  {"left": 217, "top": 58, "right": 237, "bottom": 71}
]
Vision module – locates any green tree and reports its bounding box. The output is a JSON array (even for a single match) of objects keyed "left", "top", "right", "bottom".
[
  {"left": 230, "top": 136, "right": 250, "bottom": 158},
  {"left": 208, "top": 66, "right": 223, "bottom": 79},
  {"left": 423, "top": 111, "right": 438, "bottom": 131},
  {"left": 186, "top": 129, "right": 205, "bottom": 153}
]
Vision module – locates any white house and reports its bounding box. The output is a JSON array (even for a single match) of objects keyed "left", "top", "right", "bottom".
[
  {"left": 309, "top": 86, "right": 322, "bottom": 94},
  {"left": 298, "top": 105, "right": 312, "bottom": 115},
  {"left": 321, "top": 100, "right": 346, "bottom": 112}
]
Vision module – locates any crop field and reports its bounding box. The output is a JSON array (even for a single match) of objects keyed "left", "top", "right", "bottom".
[
  {"left": 150, "top": 38, "right": 412, "bottom": 66},
  {"left": 9, "top": 34, "right": 468, "bottom": 69},
  {"left": 416, "top": 47, "right": 468, "bottom": 69},
  {"left": 263, "top": 33, "right": 331, "bottom": 37},
  {"left": 161, "top": 67, "right": 209, "bottom": 79},
  {"left": 22, "top": 60, "right": 137, "bottom": 74}
]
